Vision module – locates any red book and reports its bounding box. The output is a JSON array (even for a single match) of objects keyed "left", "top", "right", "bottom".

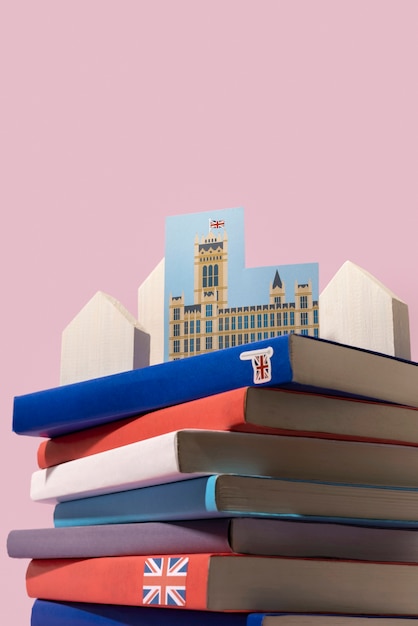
[
  {"left": 26, "top": 553, "right": 418, "bottom": 614},
  {"left": 37, "top": 386, "right": 418, "bottom": 469}
]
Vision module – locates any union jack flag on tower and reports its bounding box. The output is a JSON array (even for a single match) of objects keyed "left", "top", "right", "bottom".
[
  {"left": 209, "top": 218, "right": 225, "bottom": 229},
  {"left": 142, "top": 556, "right": 189, "bottom": 606}
]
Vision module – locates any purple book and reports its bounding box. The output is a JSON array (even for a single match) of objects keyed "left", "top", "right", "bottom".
[
  {"left": 9, "top": 517, "right": 418, "bottom": 562},
  {"left": 8, "top": 519, "right": 231, "bottom": 559}
]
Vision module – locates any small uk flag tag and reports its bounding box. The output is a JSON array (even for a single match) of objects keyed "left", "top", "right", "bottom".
[{"left": 239, "top": 346, "right": 274, "bottom": 384}]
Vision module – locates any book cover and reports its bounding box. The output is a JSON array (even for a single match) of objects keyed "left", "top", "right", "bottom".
[
  {"left": 37, "top": 387, "right": 418, "bottom": 470},
  {"left": 25, "top": 553, "right": 418, "bottom": 614},
  {"left": 13, "top": 333, "right": 418, "bottom": 438},
  {"left": 53, "top": 474, "right": 418, "bottom": 528},
  {"left": 9, "top": 518, "right": 418, "bottom": 562},
  {"left": 31, "top": 600, "right": 249, "bottom": 625},
  {"left": 30, "top": 429, "right": 418, "bottom": 504},
  {"left": 8, "top": 520, "right": 232, "bottom": 559},
  {"left": 248, "top": 616, "right": 418, "bottom": 625},
  {"left": 31, "top": 601, "right": 418, "bottom": 625}
]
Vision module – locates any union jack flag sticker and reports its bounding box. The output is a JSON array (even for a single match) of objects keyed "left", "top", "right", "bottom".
[
  {"left": 142, "top": 557, "right": 189, "bottom": 606},
  {"left": 239, "top": 346, "right": 274, "bottom": 384}
]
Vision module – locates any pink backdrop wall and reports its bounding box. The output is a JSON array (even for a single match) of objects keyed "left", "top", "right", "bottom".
[{"left": 2, "top": 2, "right": 417, "bottom": 622}]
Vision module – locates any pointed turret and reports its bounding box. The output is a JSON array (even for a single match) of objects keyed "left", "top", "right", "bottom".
[{"left": 272, "top": 270, "right": 283, "bottom": 289}]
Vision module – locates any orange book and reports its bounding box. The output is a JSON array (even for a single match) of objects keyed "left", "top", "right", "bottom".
[
  {"left": 26, "top": 553, "right": 418, "bottom": 614},
  {"left": 37, "top": 386, "right": 418, "bottom": 469}
]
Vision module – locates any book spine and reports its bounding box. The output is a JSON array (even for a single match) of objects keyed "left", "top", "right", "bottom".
[
  {"left": 31, "top": 600, "right": 250, "bottom": 625},
  {"left": 13, "top": 335, "right": 292, "bottom": 437},
  {"left": 53, "top": 476, "right": 220, "bottom": 527},
  {"left": 26, "top": 554, "right": 213, "bottom": 609},
  {"left": 31, "top": 432, "right": 192, "bottom": 504},
  {"left": 246, "top": 616, "right": 268, "bottom": 626},
  {"left": 8, "top": 520, "right": 233, "bottom": 559},
  {"left": 37, "top": 387, "right": 249, "bottom": 469}
]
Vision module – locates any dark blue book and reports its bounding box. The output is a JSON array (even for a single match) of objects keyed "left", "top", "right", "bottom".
[
  {"left": 31, "top": 601, "right": 418, "bottom": 625},
  {"left": 53, "top": 474, "right": 418, "bottom": 528},
  {"left": 13, "top": 334, "right": 418, "bottom": 438},
  {"left": 30, "top": 600, "right": 249, "bottom": 625}
]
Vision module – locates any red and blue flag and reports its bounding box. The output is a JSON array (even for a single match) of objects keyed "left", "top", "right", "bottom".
[{"left": 142, "top": 557, "right": 189, "bottom": 606}]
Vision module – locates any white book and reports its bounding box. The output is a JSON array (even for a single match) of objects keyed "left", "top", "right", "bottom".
[{"left": 31, "top": 428, "right": 418, "bottom": 504}]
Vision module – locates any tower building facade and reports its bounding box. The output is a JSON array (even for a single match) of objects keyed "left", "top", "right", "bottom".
[{"left": 168, "top": 227, "right": 319, "bottom": 360}]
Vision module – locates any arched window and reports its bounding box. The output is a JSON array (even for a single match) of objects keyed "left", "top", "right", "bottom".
[
  {"left": 208, "top": 265, "right": 213, "bottom": 287},
  {"left": 214, "top": 264, "right": 219, "bottom": 286},
  {"left": 202, "top": 266, "right": 207, "bottom": 288}
]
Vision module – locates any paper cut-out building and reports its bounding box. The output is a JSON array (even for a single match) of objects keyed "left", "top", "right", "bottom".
[
  {"left": 137, "top": 259, "right": 165, "bottom": 367},
  {"left": 60, "top": 291, "right": 150, "bottom": 385},
  {"left": 60, "top": 211, "right": 411, "bottom": 384},
  {"left": 166, "top": 225, "right": 319, "bottom": 361},
  {"left": 319, "top": 260, "right": 411, "bottom": 360}
]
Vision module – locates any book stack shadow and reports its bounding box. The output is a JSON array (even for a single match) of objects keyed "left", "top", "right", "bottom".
[{"left": 8, "top": 334, "right": 418, "bottom": 625}]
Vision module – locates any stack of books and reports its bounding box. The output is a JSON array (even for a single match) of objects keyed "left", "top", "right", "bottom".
[{"left": 8, "top": 333, "right": 418, "bottom": 625}]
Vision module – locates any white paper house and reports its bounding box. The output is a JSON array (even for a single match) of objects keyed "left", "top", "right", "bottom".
[
  {"left": 60, "top": 291, "right": 150, "bottom": 385},
  {"left": 60, "top": 261, "right": 411, "bottom": 385},
  {"left": 137, "top": 258, "right": 165, "bottom": 366},
  {"left": 320, "top": 260, "right": 410, "bottom": 360}
]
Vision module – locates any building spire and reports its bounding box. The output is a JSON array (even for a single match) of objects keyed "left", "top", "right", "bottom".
[{"left": 272, "top": 269, "right": 282, "bottom": 289}]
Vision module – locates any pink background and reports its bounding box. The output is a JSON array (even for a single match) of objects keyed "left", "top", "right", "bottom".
[{"left": 1, "top": 2, "right": 417, "bottom": 622}]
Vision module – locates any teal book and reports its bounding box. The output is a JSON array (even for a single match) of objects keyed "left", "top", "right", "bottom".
[
  {"left": 54, "top": 474, "right": 418, "bottom": 528},
  {"left": 13, "top": 334, "right": 418, "bottom": 438}
]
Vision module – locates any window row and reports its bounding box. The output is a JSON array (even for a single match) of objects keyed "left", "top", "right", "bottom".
[
  {"left": 172, "top": 328, "right": 318, "bottom": 353},
  {"left": 173, "top": 310, "right": 318, "bottom": 330},
  {"left": 174, "top": 312, "right": 317, "bottom": 334},
  {"left": 173, "top": 303, "right": 316, "bottom": 323}
]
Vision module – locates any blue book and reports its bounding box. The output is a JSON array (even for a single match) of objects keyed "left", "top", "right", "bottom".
[
  {"left": 31, "top": 601, "right": 418, "bottom": 625},
  {"left": 53, "top": 474, "right": 418, "bottom": 528},
  {"left": 30, "top": 600, "right": 249, "bottom": 625},
  {"left": 246, "top": 616, "right": 418, "bottom": 625},
  {"left": 13, "top": 334, "right": 418, "bottom": 438}
]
